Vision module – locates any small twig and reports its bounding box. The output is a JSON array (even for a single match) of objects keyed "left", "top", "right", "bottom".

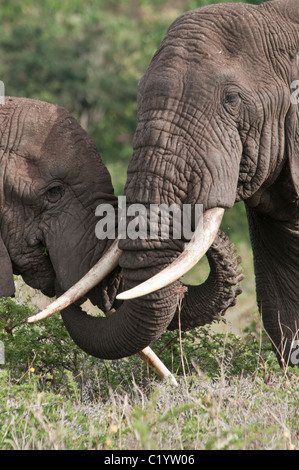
[
  {"left": 176, "top": 286, "right": 188, "bottom": 392},
  {"left": 159, "top": 335, "right": 178, "bottom": 355}
]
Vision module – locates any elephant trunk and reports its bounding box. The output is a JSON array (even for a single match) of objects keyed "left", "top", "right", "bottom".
[
  {"left": 57, "top": 245, "right": 183, "bottom": 359},
  {"left": 58, "top": 292, "right": 180, "bottom": 360},
  {"left": 63, "top": 191, "right": 186, "bottom": 358},
  {"left": 28, "top": 175, "right": 226, "bottom": 359},
  {"left": 29, "top": 180, "right": 186, "bottom": 359},
  {"left": 28, "top": 207, "right": 227, "bottom": 361}
]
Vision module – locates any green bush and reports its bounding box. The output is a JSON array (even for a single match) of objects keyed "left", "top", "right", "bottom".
[
  {"left": 0, "top": 297, "right": 85, "bottom": 388},
  {"left": 0, "top": 296, "right": 284, "bottom": 395},
  {"left": 0, "top": 295, "right": 298, "bottom": 450}
]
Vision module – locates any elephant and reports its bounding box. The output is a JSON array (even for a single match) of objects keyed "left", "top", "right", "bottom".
[
  {"left": 0, "top": 96, "right": 241, "bottom": 377},
  {"left": 0, "top": 96, "right": 122, "bottom": 313},
  {"left": 13, "top": 0, "right": 299, "bottom": 369}
]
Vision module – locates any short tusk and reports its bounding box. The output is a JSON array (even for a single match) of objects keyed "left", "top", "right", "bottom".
[
  {"left": 138, "top": 347, "right": 178, "bottom": 386},
  {"left": 116, "top": 207, "right": 224, "bottom": 300},
  {"left": 27, "top": 239, "right": 122, "bottom": 323},
  {"left": 105, "top": 309, "right": 177, "bottom": 386}
]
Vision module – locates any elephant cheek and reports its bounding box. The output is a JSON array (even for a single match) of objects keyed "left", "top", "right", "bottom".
[
  {"left": 20, "top": 261, "right": 56, "bottom": 297},
  {"left": 45, "top": 221, "right": 105, "bottom": 292}
]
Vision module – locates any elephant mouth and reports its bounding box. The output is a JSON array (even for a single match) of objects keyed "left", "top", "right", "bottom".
[
  {"left": 13, "top": 246, "right": 56, "bottom": 298},
  {"left": 27, "top": 207, "right": 224, "bottom": 323}
]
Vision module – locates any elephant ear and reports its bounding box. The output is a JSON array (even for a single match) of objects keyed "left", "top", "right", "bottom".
[
  {"left": 270, "top": 0, "right": 299, "bottom": 196},
  {"left": 0, "top": 234, "right": 15, "bottom": 297},
  {"left": 285, "top": 52, "right": 299, "bottom": 199}
]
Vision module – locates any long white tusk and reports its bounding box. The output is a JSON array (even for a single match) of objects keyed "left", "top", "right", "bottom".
[
  {"left": 27, "top": 239, "right": 122, "bottom": 323},
  {"left": 116, "top": 207, "right": 224, "bottom": 300}
]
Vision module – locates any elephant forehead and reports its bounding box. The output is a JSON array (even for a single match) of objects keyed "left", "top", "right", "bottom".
[
  {"left": 165, "top": 3, "right": 275, "bottom": 64},
  {"left": 170, "top": 3, "right": 256, "bottom": 40},
  {"left": 0, "top": 98, "right": 92, "bottom": 171},
  {"left": 0, "top": 98, "right": 61, "bottom": 161}
]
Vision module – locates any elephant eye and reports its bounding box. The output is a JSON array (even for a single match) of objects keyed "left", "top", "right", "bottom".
[
  {"left": 223, "top": 92, "right": 241, "bottom": 111},
  {"left": 46, "top": 185, "right": 64, "bottom": 203}
]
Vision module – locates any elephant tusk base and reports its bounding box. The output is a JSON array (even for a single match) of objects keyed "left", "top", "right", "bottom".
[{"left": 117, "top": 207, "right": 224, "bottom": 300}]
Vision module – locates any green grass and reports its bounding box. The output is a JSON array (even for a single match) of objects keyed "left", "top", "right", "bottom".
[{"left": 0, "top": 296, "right": 298, "bottom": 450}]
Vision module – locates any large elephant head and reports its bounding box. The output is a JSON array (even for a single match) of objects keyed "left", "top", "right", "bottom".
[{"left": 30, "top": 0, "right": 299, "bottom": 367}]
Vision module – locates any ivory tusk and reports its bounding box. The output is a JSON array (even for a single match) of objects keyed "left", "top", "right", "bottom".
[
  {"left": 116, "top": 207, "right": 224, "bottom": 300},
  {"left": 27, "top": 239, "right": 122, "bottom": 323},
  {"left": 138, "top": 347, "right": 178, "bottom": 386}
]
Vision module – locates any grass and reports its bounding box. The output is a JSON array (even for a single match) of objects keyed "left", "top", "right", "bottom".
[
  {"left": 0, "top": 359, "right": 298, "bottom": 450},
  {"left": 0, "top": 293, "right": 298, "bottom": 450}
]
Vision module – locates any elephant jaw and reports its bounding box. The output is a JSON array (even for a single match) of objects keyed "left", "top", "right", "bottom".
[
  {"left": 27, "top": 240, "right": 122, "bottom": 323},
  {"left": 27, "top": 207, "right": 224, "bottom": 323}
]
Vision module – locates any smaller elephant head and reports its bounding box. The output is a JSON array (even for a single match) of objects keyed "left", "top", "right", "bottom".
[{"left": 0, "top": 97, "right": 119, "bottom": 310}]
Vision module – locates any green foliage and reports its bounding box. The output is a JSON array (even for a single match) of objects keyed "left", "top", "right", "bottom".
[
  {"left": 0, "top": 297, "right": 87, "bottom": 387},
  {"left": 0, "top": 295, "right": 298, "bottom": 450},
  {"left": 0, "top": 296, "right": 280, "bottom": 394},
  {"left": 1, "top": 0, "right": 293, "bottom": 451},
  {"left": 150, "top": 319, "right": 282, "bottom": 382}
]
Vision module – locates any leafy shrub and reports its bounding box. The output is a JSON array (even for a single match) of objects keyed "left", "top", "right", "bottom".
[
  {"left": 1, "top": 295, "right": 298, "bottom": 450},
  {"left": 0, "top": 296, "right": 283, "bottom": 396}
]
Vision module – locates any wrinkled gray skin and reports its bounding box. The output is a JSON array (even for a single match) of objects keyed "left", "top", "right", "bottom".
[
  {"left": 61, "top": 0, "right": 299, "bottom": 367},
  {"left": 0, "top": 97, "right": 121, "bottom": 311},
  {"left": 1, "top": 0, "right": 299, "bottom": 367}
]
